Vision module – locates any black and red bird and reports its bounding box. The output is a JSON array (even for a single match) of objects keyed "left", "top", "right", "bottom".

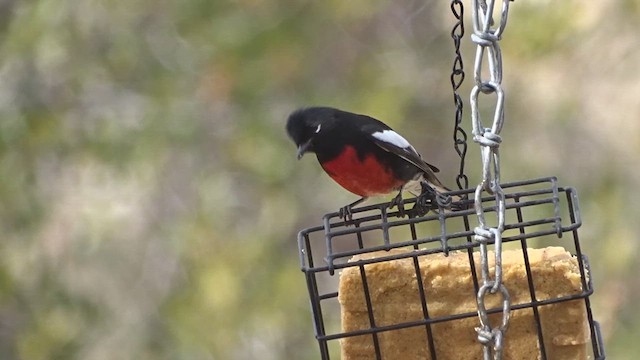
[{"left": 286, "top": 106, "right": 456, "bottom": 219}]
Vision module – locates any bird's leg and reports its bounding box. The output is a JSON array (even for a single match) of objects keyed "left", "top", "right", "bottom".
[
  {"left": 338, "top": 197, "right": 367, "bottom": 221},
  {"left": 388, "top": 188, "right": 406, "bottom": 218}
]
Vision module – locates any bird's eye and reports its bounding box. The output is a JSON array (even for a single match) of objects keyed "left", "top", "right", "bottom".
[{"left": 315, "top": 124, "right": 321, "bottom": 133}]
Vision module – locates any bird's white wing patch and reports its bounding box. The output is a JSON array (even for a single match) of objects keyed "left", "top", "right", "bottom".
[
  {"left": 369, "top": 127, "right": 440, "bottom": 174},
  {"left": 371, "top": 130, "right": 412, "bottom": 149}
]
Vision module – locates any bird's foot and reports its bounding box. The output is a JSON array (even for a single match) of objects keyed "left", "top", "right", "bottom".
[
  {"left": 409, "top": 182, "right": 453, "bottom": 217},
  {"left": 338, "top": 205, "right": 354, "bottom": 222},
  {"left": 409, "top": 197, "right": 433, "bottom": 218},
  {"left": 388, "top": 192, "right": 406, "bottom": 218},
  {"left": 435, "top": 192, "right": 452, "bottom": 208},
  {"left": 337, "top": 197, "right": 367, "bottom": 224}
]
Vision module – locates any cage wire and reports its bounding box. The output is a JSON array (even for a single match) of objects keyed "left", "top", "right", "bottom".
[
  {"left": 299, "top": 178, "right": 605, "bottom": 359},
  {"left": 297, "top": 0, "right": 605, "bottom": 359}
]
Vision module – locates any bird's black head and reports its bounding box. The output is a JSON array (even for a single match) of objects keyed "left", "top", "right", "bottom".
[{"left": 286, "top": 107, "right": 339, "bottom": 159}]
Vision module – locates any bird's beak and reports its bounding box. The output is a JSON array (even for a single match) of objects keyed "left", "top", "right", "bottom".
[{"left": 296, "top": 139, "right": 313, "bottom": 160}]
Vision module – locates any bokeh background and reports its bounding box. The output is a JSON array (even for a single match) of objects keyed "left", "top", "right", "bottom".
[{"left": 0, "top": 0, "right": 638, "bottom": 359}]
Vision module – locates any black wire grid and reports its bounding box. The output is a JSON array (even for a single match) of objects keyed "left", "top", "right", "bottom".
[{"left": 298, "top": 177, "right": 605, "bottom": 359}]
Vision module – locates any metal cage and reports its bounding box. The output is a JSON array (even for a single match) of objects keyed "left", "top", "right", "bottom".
[{"left": 298, "top": 177, "right": 605, "bottom": 359}]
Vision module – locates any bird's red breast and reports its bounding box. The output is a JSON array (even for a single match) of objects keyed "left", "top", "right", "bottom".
[{"left": 319, "top": 145, "right": 405, "bottom": 197}]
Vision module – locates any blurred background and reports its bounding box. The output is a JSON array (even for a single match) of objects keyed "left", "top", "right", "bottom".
[{"left": 0, "top": 0, "right": 637, "bottom": 359}]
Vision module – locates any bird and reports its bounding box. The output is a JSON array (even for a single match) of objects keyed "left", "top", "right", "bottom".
[{"left": 286, "top": 106, "right": 460, "bottom": 220}]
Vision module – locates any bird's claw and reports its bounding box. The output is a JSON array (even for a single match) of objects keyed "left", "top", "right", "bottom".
[
  {"left": 409, "top": 181, "right": 453, "bottom": 217},
  {"left": 410, "top": 197, "right": 432, "bottom": 217},
  {"left": 388, "top": 193, "right": 406, "bottom": 218},
  {"left": 338, "top": 205, "right": 354, "bottom": 222},
  {"left": 435, "top": 192, "right": 452, "bottom": 208}
]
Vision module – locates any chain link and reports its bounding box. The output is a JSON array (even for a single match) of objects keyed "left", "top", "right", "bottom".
[
  {"left": 470, "top": 0, "right": 512, "bottom": 359},
  {"left": 450, "top": 0, "right": 468, "bottom": 192}
]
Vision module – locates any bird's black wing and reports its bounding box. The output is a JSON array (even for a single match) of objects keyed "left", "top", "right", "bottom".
[{"left": 360, "top": 122, "right": 440, "bottom": 175}]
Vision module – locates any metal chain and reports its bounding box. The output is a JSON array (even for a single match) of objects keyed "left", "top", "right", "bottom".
[
  {"left": 450, "top": 0, "right": 468, "bottom": 192},
  {"left": 470, "top": 0, "right": 512, "bottom": 359}
]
